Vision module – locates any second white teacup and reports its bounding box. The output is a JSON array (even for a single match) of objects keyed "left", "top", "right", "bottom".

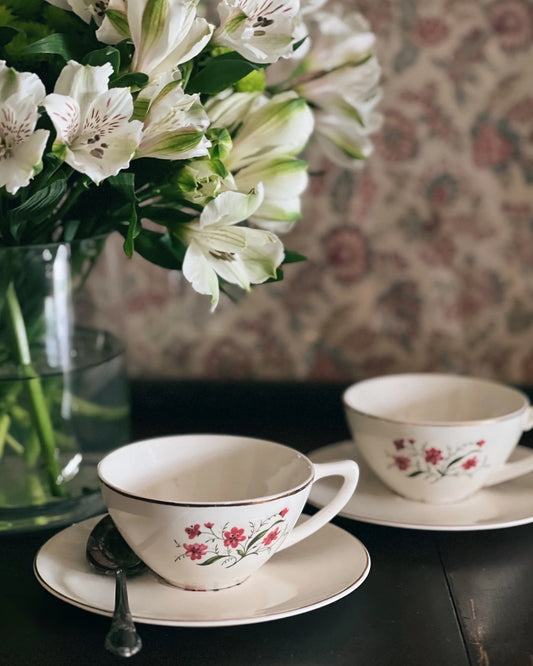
[
  {"left": 98, "top": 434, "right": 359, "bottom": 590},
  {"left": 343, "top": 373, "right": 533, "bottom": 504}
]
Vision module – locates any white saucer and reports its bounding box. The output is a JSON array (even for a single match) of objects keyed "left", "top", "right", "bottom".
[
  {"left": 309, "top": 441, "right": 533, "bottom": 531},
  {"left": 34, "top": 514, "right": 370, "bottom": 627}
]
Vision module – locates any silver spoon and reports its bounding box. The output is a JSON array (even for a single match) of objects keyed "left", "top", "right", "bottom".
[{"left": 86, "top": 514, "right": 146, "bottom": 658}]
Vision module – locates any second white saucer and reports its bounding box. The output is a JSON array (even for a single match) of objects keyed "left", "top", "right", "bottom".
[{"left": 308, "top": 441, "right": 533, "bottom": 531}]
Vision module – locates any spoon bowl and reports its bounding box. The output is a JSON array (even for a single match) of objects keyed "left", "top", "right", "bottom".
[{"left": 86, "top": 514, "right": 146, "bottom": 658}]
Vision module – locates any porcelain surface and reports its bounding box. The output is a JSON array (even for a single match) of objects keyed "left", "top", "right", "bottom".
[
  {"left": 343, "top": 374, "right": 533, "bottom": 503},
  {"left": 34, "top": 514, "right": 370, "bottom": 627},
  {"left": 309, "top": 441, "right": 533, "bottom": 531},
  {"left": 98, "top": 435, "right": 359, "bottom": 590}
]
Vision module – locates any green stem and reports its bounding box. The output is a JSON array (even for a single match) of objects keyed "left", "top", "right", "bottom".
[
  {"left": 5, "top": 282, "right": 68, "bottom": 498},
  {"left": 0, "top": 412, "right": 9, "bottom": 459},
  {"left": 71, "top": 395, "right": 129, "bottom": 421},
  {"left": 54, "top": 174, "right": 89, "bottom": 222},
  {"left": 6, "top": 432, "right": 25, "bottom": 456}
]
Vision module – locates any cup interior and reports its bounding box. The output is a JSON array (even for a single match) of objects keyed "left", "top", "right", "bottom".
[
  {"left": 98, "top": 435, "right": 313, "bottom": 504},
  {"left": 343, "top": 373, "right": 527, "bottom": 424}
]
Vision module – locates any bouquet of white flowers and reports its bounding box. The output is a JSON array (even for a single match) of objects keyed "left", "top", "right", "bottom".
[
  {"left": 0, "top": 0, "right": 381, "bottom": 308},
  {"left": 0, "top": 0, "right": 381, "bottom": 513}
]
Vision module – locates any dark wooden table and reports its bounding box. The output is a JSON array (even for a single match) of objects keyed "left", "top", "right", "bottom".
[{"left": 2, "top": 381, "right": 533, "bottom": 666}]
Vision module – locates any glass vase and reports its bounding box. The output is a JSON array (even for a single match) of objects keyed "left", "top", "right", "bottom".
[{"left": 0, "top": 235, "right": 130, "bottom": 533}]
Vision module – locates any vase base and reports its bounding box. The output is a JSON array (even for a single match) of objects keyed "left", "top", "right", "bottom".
[{"left": 0, "top": 453, "right": 106, "bottom": 534}]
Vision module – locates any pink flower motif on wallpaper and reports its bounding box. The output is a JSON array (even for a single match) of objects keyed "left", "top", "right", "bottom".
[
  {"left": 374, "top": 109, "right": 418, "bottom": 162},
  {"left": 472, "top": 117, "right": 518, "bottom": 169},
  {"left": 489, "top": 0, "right": 533, "bottom": 52},
  {"left": 324, "top": 227, "right": 369, "bottom": 283},
  {"left": 414, "top": 17, "right": 450, "bottom": 47},
  {"left": 174, "top": 509, "right": 290, "bottom": 568},
  {"left": 387, "top": 439, "right": 488, "bottom": 481}
]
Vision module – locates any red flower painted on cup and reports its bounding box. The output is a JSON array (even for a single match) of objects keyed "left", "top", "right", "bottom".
[
  {"left": 185, "top": 524, "right": 201, "bottom": 539},
  {"left": 462, "top": 457, "right": 478, "bottom": 470},
  {"left": 204, "top": 522, "right": 214, "bottom": 528},
  {"left": 280, "top": 508, "right": 289, "bottom": 518},
  {"left": 263, "top": 527, "right": 281, "bottom": 546},
  {"left": 224, "top": 526, "right": 246, "bottom": 548},
  {"left": 184, "top": 543, "right": 208, "bottom": 561},
  {"left": 425, "top": 448, "right": 443, "bottom": 465},
  {"left": 389, "top": 438, "right": 488, "bottom": 481},
  {"left": 394, "top": 455, "right": 411, "bottom": 471}
]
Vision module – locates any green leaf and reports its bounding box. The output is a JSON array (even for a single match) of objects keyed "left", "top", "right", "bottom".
[
  {"left": 246, "top": 529, "right": 269, "bottom": 549},
  {"left": 130, "top": 229, "right": 185, "bottom": 269},
  {"left": 141, "top": 205, "right": 196, "bottom": 226},
  {"left": 283, "top": 250, "right": 307, "bottom": 264},
  {"left": 110, "top": 71, "right": 149, "bottom": 90},
  {"left": 22, "top": 32, "right": 77, "bottom": 62},
  {"left": 108, "top": 172, "right": 136, "bottom": 201},
  {"left": 408, "top": 471, "right": 424, "bottom": 477},
  {"left": 445, "top": 456, "right": 465, "bottom": 469},
  {"left": 293, "top": 36, "right": 308, "bottom": 53},
  {"left": 0, "top": 26, "right": 18, "bottom": 48},
  {"left": 187, "top": 52, "right": 265, "bottom": 95},
  {"left": 8, "top": 180, "right": 68, "bottom": 226},
  {"left": 108, "top": 173, "right": 139, "bottom": 257},
  {"left": 123, "top": 208, "right": 139, "bottom": 258},
  {"left": 82, "top": 45, "right": 120, "bottom": 72},
  {"left": 198, "top": 555, "right": 226, "bottom": 566},
  {"left": 63, "top": 220, "right": 81, "bottom": 242},
  {"left": 179, "top": 60, "right": 194, "bottom": 89}
]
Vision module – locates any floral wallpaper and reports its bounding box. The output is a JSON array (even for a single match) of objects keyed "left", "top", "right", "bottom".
[{"left": 95, "top": 0, "right": 533, "bottom": 384}]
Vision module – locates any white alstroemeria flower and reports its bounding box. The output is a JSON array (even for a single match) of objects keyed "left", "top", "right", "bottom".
[
  {"left": 45, "top": 0, "right": 110, "bottom": 25},
  {"left": 0, "top": 62, "right": 49, "bottom": 195},
  {"left": 176, "top": 158, "right": 233, "bottom": 205},
  {"left": 205, "top": 91, "right": 312, "bottom": 232},
  {"left": 97, "top": 0, "right": 213, "bottom": 78},
  {"left": 214, "top": 0, "right": 303, "bottom": 64},
  {"left": 296, "top": 56, "right": 382, "bottom": 123},
  {"left": 224, "top": 92, "right": 314, "bottom": 171},
  {"left": 204, "top": 90, "right": 262, "bottom": 132},
  {"left": 178, "top": 186, "right": 285, "bottom": 310},
  {"left": 299, "top": 11, "right": 375, "bottom": 73},
  {"left": 313, "top": 113, "right": 377, "bottom": 170},
  {"left": 295, "top": 56, "right": 382, "bottom": 170},
  {"left": 234, "top": 157, "right": 308, "bottom": 233},
  {"left": 299, "top": 0, "right": 327, "bottom": 13},
  {"left": 135, "top": 75, "right": 211, "bottom": 160},
  {"left": 43, "top": 61, "right": 143, "bottom": 183}
]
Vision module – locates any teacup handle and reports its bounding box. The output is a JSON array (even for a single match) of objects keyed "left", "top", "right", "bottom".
[
  {"left": 484, "top": 407, "right": 533, "bottom": 487},
  {"left": 278, "top": 459, "right": 359, "bottom": 552}
]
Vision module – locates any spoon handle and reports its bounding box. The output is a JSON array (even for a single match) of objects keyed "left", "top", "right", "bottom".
[{"left": 105, "top": 568, "right": 142, "bottom": 658}]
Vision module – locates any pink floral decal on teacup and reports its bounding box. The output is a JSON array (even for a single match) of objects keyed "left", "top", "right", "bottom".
[
  {"left": 174, "top": 509, "right": 290, "bottom": 568},
  {"left": 388, "top": 438, "right": 488, "bottom": 481}
]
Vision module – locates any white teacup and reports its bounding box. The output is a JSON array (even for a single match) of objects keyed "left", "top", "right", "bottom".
[
  {"left": 98, "top": 434, "right": 359, "bottom": 590},
  {"left": 343, "top": 373, "right": 533, "bottom": 504}
]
